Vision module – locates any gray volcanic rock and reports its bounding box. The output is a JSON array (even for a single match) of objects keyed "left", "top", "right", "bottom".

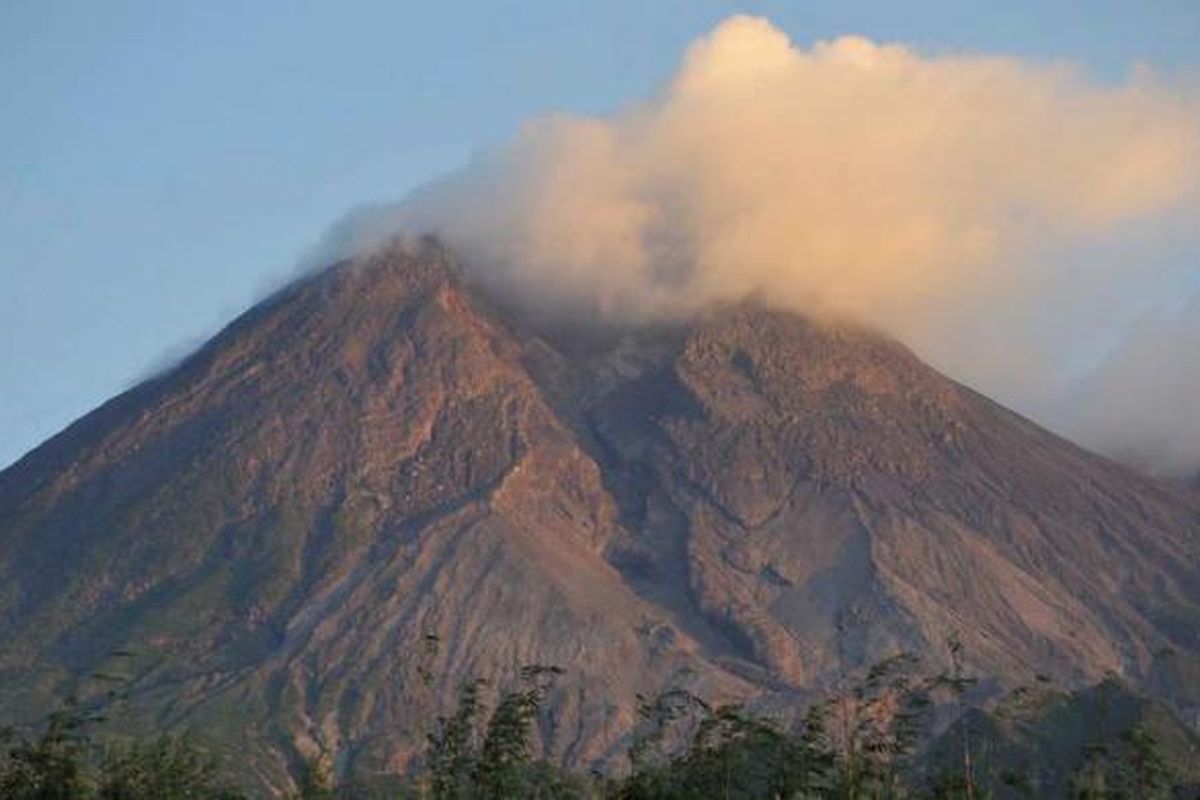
[
  {"left": 571, "top": 310, "right": 1200, "bottom": 688},
  {"left": 1, "top": 241, "right": 1198, "bottom": 789}
]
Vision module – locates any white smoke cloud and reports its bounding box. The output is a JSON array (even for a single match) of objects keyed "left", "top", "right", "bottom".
[
  {"left": 1063, "top": 295, "right": 1200, "bottom": 477},
  {"left": 375, "top": 15, "right": 1200, "bottom": 474}
]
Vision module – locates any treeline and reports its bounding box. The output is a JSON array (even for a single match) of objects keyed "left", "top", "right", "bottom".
[
  {"left": 0, "top": 700, "right": 242, "bottom": 799},
  {"left": 1, "top": 653, "right": 1194, "bottom": 799}
]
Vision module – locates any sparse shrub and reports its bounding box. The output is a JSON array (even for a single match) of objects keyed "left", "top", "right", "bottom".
[
  {"left": 0, "top": 700, "right": 91, "bottom": 800},
  {"left": 97, "top": 736, "right": 243, "bottom": 800}
]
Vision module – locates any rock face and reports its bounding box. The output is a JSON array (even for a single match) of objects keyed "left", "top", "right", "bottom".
[{"left": 2, "top": 242, "right": 1199, "bottom": 788}]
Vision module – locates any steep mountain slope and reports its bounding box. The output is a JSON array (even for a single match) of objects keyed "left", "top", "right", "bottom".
[
  {"left": 562, "top": 308, "right": 1200, "bottom": 688},
  {"left": 1, "top": 241, "right": 1198, "bottom": 789},
  {"left": 0, "top": 244, "right": 749, "bottom": 787}
]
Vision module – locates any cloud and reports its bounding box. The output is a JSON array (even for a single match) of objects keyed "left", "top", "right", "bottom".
[
  {"left": 1062, "top": 295, "right": 1200, "bottom": 477},
  {"left": 373, "top": 15, "right": 1200, "bottom": 473}
]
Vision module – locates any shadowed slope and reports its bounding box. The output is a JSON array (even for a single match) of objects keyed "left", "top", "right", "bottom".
[{"left": 559, "top": 309, "right": 1200, "bottom": 692}]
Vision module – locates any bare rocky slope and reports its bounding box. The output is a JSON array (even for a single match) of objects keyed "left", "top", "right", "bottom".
[{"left": 1, "top": 241, "right": 1198, "bottom": 790}]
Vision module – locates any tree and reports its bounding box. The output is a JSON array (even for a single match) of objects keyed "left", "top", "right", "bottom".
[
  {"left": 474, "top": 665, "right": 564, "bottom": 799},
  {"left": 814, "top": 652, "right": 934, "bottom": 798},
  {"left": 288, "top": 755, "right": 335, "bottom": 800},
  {"left": 427, "top": 678, "right": 486, "bottom": 800},
  {"left": 426, "top": 664, "right": 571, "bottom": 800},
  {"left": 97, "top": 736, "right": 244, "bottom": 800},
  {"left": 673, "top": 703, "right": 833, "bottom": 799},
  {"left": 0, "top": 698, "right": 93, "bottom": 800},
  {"left": 1114, "top": 724, "right": 1170, "bottom": 799}
]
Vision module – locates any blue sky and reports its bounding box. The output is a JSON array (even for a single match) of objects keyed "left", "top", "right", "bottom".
[{"left": 2, "top": 0, "right": 1199, "bottom": 469}]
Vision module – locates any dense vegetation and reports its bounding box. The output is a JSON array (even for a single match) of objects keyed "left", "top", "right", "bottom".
[{"left": 3, "top": 652, "right": 1197, "bottom": 799}]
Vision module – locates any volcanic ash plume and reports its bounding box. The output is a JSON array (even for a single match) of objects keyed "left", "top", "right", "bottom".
[
  {"left": 1064, "top": 296, "right": 1200, "bottom": 477},
  {"left": 378, "top": 15, "right": 1200, "bottom": 473}
]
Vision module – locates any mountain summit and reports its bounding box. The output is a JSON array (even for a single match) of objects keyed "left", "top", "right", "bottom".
[{"left": 2, "top": 241, "right": 1198, "bottom": 786}]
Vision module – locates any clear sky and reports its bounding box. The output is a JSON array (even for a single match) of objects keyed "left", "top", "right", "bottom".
[{"left": 3, "top": 0, "right": 1199, "bottom": 469}]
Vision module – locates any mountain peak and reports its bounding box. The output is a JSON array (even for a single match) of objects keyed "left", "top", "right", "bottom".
[{"left": 2, "top": 245, "right": 1198, "bottom": 788}]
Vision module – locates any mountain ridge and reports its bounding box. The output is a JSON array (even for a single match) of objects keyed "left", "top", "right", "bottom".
[{"left": 2, "top": 240, "right": 1198, "bottom": 788}]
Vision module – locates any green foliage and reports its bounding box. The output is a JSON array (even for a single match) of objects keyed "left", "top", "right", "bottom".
[
  {"left": 621, "top": 687, "right": 714, "bottom": 799},
  {"left": 613, "top": 652, "right": 1196, "bottom": 800},
  {"left": 922, "top": 635, "right": 986, "bottom": 800},
  {"left": 0, "top": 700, "right": 91, "bottom": 800},
  {"left": 621, "top": 700, "right": 835, "bottom": 799},
  {"left": 425, "top": 664, "right": 580, "bottom": 800},
  {"left": 426, "top": 678, "right": 485, "bottom": 799},
  {"left": 97, "top": 736, "right": 243, "bottom": 800},
  {"left": 923, "top": 673, "right": 1197, "bottom": 800},
  {"left": 286, "top": 755, "right": 335, "bottom": 800},
  {"left": 0, "top": 698, "right": 244, "bottom": 800},
  {"left": 617, "top": 653, "right": 960, "bottom": 799},
  {"left": 475, "top": 665, "right": 562, "bottom": 798},
  {"left": 626, "top": 688, "right": 711, "bottom": 783},
  {"left": 1068, "top": 721, "right": 1172, "bottom": 800},
  {"left": 813, "top": 652, "right": 936, "bottom": 798},
  {"left": 1115, "top": 724, "right": 1171, "bottom": 798},
  {"left": 4, "top": 654, "right": 1197, "bottom": 799}
]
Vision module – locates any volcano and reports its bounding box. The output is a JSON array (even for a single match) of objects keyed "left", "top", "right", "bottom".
[{"left": 2, "top": 240, "right": 1198, "bottom": 788}]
